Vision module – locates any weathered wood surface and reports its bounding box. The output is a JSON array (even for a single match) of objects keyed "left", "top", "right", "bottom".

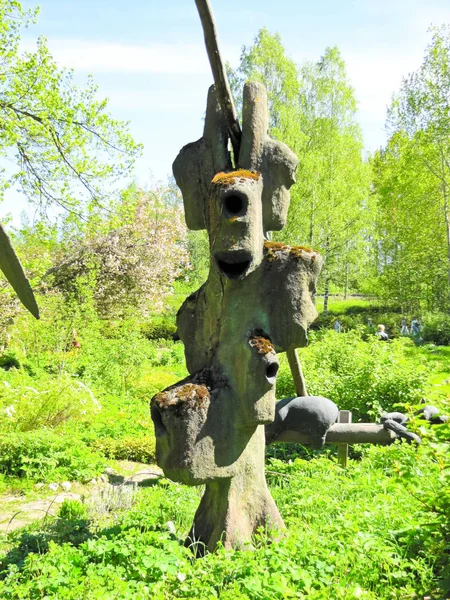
[
  {"left": 194, "top": 0, "right": 241, "bottom": 161},
  {"left": 272, "top": 423, "right": 397, "bottom": 445},
  {"left": 337, "top": 410, "right": 352, "bottom": 466},
  {"left": 286, "top": 348, "right": 308, "bottom": 397},
  {"left": 0, "top": 223, "right": 39, "bottom": 319}
]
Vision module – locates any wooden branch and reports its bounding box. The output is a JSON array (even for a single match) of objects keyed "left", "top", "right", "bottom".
[
  {"left": 194, "top": 0, "right": 242, "bottom": 162},
  {"left": 271, "top": 423, "right": 398, "bottom": 445},
  {"left": 0, "top": 223, "right": 39, "bottom": 319},
  {"left": 286, "top": 347, "right": 307, "bottom": 396}
]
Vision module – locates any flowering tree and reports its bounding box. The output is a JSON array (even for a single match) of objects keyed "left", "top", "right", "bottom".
[{"left": 48, "top": 185, "right": 191, "bottom": 318}]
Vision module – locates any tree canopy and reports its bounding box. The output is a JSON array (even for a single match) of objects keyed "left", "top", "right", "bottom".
[
  {"left": 230, "top": 31, "right": 371, "bottom": 311},
  {"left": 0, "top": 0, "right": 142, "bottom": 315}
]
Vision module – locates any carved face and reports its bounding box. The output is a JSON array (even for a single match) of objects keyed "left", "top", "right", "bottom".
[
  {"left": 151, "top": 336, "right": 278, "bottom": 485},
  {"left": 208, "top": 172, "right": 264, "bottom": 280}
]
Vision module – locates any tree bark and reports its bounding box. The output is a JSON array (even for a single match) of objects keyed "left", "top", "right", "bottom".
[
  {"left": 323, "top": 277, "right": 330, "bottom": 316},
  {"left": 194, "top": 0, "right": 242, "bottom": 162},
  {"left": 186, "top": 426, "right": 284, "bottom": 555}
]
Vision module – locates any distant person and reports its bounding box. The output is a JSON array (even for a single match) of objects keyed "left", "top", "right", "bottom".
[
  {"left": 71, "top": 329, "right": 81, "bottom": 349},
  {"left": 367, "top": 318, "right": 373, "bottom": 328},
  {"left": 410, "top": 318, "right": 420, "bottom": 337},
  {"left": 400, "top": 318, "right": 409, "bottom": 335},
  {"left": 376, "top": 324, "right": 388, "bottom": 341},
  {"left": 333, "top": 319, "right": 342, "bottom": 333}
]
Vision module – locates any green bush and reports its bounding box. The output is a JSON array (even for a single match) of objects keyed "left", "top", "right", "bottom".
[
  {"left": 141, "top": 316, "right": 177, "bottom": 341},
  {"left": 421, "top": 312, "right": 450, "bottom": 345},
  {"left": 91, "top": 435, "right": 156, "bottom": 464},
  {"left": 277, "top": 331, "right": 426, "bottom": 419},
  {"left": 312, "top": 310, "right": 405, "bottom": 338},
  {"left": 58, "top": 499, "right": 89, "bottom": 521},
  {"left": 0, "top": 371, "right": 101, "bottom": 433},
  {"left": 0, "top": 431, "right": 106, "bottom": 481},
  {"left": 0, "top": 353, "right": 21, "bottom": 371}
]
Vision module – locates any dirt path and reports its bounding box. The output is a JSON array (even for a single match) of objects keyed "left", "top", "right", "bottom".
[{"left": 0, "top": 461, "right": 162, "bottom": 534}]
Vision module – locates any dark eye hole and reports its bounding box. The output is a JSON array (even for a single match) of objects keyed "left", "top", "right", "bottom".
[
  {"left": 223, "top": 194, "right": 244, "bottom": 215},
  {"left": 265, "top": 362, "right": 279, "bottom": 380}
]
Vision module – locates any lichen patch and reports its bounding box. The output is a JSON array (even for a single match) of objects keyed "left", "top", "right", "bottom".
[
  {"left": 263, "top": 240, "right": 317, "bottom": 261},
  {"left": 154, "top": 383, "right": 210, "bottom": 410},
  {"left": 212, "top": 170, "right": 260, "bottom": 186},
  {"left": 249, "top": 336, "right": 276, "bottom": 355}
]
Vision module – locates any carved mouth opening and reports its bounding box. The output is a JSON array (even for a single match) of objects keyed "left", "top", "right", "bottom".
[
  {"left": 217, "top": 260, "right": 250, "bottom": 279},
  {"left": 215, "top": 251, "right": 252, "bottom": 280}
]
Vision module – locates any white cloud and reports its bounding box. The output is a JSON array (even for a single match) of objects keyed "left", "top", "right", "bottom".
[{"left": 21, "top": 38, "right": 239, "bottom": 75}]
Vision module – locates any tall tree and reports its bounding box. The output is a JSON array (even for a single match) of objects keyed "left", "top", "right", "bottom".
[
  {"left": 375, "top": 25, "right": 450, "bottom": 311},
  {"left": 0, "top": 0, "right": 141, "bottom": 315},
  {"left": 230, "top": 33, "right": 371, "bottom": 312}
]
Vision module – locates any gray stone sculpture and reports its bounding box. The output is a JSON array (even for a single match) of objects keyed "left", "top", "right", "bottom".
[
  {"left": 151, "top": 81, "right": 323, "bottom": 553},
  {"left": 416, "top": 405, "right": 440, "bottom": 421},
  {"left": 265, "top": 396, "right": 339, "bottom": 449},
  {"left": 380, "top": 412, "right": 408, "bottom": 425}
]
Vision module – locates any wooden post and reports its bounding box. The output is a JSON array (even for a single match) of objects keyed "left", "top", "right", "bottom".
[
  {"left": 337, "top": 410, "right": 352, "bottom": 467},
  {"left": 194, "top": 0, "right": 242, "bottom": 161},
  {"left": 286, "top": 347, "right": 307, "bottom": 397}
]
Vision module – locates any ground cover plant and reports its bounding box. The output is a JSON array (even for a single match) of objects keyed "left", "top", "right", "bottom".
[{"left": 0, "top": 434, "right": 449, "bottom": 599}]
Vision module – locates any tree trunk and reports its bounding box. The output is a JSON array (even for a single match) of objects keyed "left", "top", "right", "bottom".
[
  {"left": 186, "top": 426, "right": 284, "bottom": 555},
  {"left": 440, "top": 153, "right": 450, "bottom": 307},
  {"left": 323, "top": 277, "right": 330, "bottom": 316},
  {"left": 344, "top": 262, "right": 349, "bottom": 300}
]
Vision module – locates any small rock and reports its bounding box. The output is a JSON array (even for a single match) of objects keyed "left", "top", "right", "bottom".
[
  {"left": 48, "top": 483, "right": 59, "bottom": 491},
  {"left": 60, "top": 481, "right": 72, "bottom": 491},
  {"left": 416, "top": 405, "right": 439, "bottom": 420},
  {"left": 105, "top": 467, "right": 118, "bottom": 475},
  {"left": 100, "top": 474, "right": 108, "bottom": 484},
  {"left": 34, "top": 482, "right": 45, "bottom": 490},
  {"left": 90, "top": 478, "right": 97, "bottom": 485}
]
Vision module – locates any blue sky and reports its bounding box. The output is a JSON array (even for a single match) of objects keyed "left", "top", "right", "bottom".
[{"left": 5, "top": 0, "right": 450, "bottom": 222}]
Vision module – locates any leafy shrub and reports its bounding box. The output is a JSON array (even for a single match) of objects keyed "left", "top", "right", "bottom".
[
  {"left": 0, "top": 431, "right": 106, "bottom": 481},
  {"left": 421, "top": 312, "right": 450, "bottom": 345},
  {"left": 58, "top": 499, "right": 89, "bottom": 521},
  {"left": 277, "top": 331, "right": 426, "bottom": 419},
  {"left": 91, "top": 435, "right": 156, "bottom": 463},
  {"left": 312, "top": 310, "right": 406, "bottom": 337},
  {"left": 141, "top": 316, "right": 177, "bottom": 341},
  {"left": 0, "top": 372, "right": 101, "bottom": 432}
]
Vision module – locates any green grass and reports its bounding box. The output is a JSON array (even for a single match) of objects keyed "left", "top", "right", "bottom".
[
  {"left": 315, "top": 296, "right": 377, "bottom": 315},
  {"left": 0, "top": 441, "right": 447, "bottom": 599},
  {"left": 0, "top": 299, "right": 449, "bottom": 598}
]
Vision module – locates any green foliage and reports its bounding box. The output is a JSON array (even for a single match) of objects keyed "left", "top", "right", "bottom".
[
  {"left": 91, "top": 435, "right": 155, "bottom": 464},
  {"left": 58, "top": 500, "right": 89, "bottom": 522},
  {"left": 0, "top": 353, "right": 20, "bottom": 370},
  {"left": 0, "top": 0, "right": 141, "bottom": 213},
  {"left": 2, "top": 445, "right": 449, "bottom": 599},
  {"left": 277, "top": 331, "right": 427, "bottom": 419},
  {"left": 0, "top": 431, "right": 106, "bottom": 481},
  {"left": 421, "top": 311, "right": 450, "bottom": 345},
  {"left": 141, "top": 316, "right": 177, "bottom": 341},
  {"left": 374, "top": 25, "right": 450, "bottom": 312},
  {"left": 0, "top": 370, "right": 101, "bottom": 432}
]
